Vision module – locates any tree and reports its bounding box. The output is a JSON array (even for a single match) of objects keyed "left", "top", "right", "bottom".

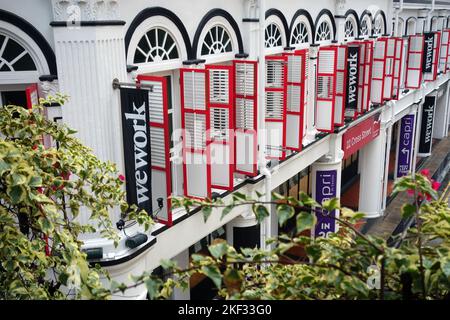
[
  {"left": 1, "top": 97, "right": 449, "bottom": 300},
  {"left": 0, "top": 97, "right": 152, "bottom": 299},
  {"left": 123, "top": 173, "right": 450, "bottom": 300}
]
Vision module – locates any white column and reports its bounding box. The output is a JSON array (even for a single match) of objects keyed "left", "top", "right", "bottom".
[
  {"left": 171, "top": 249, "right": 190, "bottom": 300},
  {"left": 51, "top": 0, "right": 126, "bottom": 170},
  {"left": 51, "top": 0, "right": 127, "bottom": 227},
  {"left": 418, "top": 9, "right": 429, "bottom": 33},
  {"left": 334, "top": 0, "right": 346, "bottom": 43},
  {"left": 226, "top": 214, "right": 260, "bottom": 250},
  {"left": 311, "top": 135, "right": 343, "bottom": 237},
  {"left": 358, "top": 121, "right": 389, "bottom": 218},
  {"left": 433, "top": 81, "right": 449, "bottom": 139}
]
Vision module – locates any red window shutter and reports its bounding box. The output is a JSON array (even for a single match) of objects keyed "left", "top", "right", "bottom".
[
  {"left": 137, "top": 75, "right": 173, "bottom": 225},
  {"left": 439, "top": 29, "right": 450, "bottom": 74},
  {"left": 206, "top": 65, "right": 235, "bottom": 191},
  {"left": 392, "top": 37, "right": 404, "bottom": 100},
  {"left": 234, "top": 60, "right": 258, "bottom": 176},
  {"left": 284, "top": 48, "right": 308, "bottom": 151},
  {"left": 383, "top": 38, "right": 396, "bottom": 100},
  {"left": 265, "top": 55, "right": 287, "bottom": 159},
  {"left": 405, "top": 34, "right": 424, "bottom": 89},
  {"left": 371, "top": 38, "right": 388, "bottom": 105},
  {"left": 316, "top": 46, "right": 337, "bottom": 133},
  {"left": 26, "top": 84, "right": 39, "bottom": 109},
  {"left": 334, "top": 45, "right": 347, "bottom": 127},
  {"left": 180, "top": 68, "right": 211, "bottom": 199},
  {"left": 424, "top": 31, "right": 441, "bottom": 82},
  {"left": 362, "top": 40, "right": 373, "bottom": 113}
]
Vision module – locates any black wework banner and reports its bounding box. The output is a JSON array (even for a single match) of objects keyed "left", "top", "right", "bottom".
[
  {"left": 346, "top": 45, "right": 359, "bottom": 112},
  {"left": 422, "top": 32, "right": 434, "bottom": 73},
  {"left": 418, "top": 95, "right": 436, "bottom": 155},
  {"left": 120, "top": 88, "right": 152, "bottom": 215}
]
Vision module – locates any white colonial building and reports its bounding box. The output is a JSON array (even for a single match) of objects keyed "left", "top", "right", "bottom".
[{"left": 1, "top": 0, "right": 450, "bottom": 299}]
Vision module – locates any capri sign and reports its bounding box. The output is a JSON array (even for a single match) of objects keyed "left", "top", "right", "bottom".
[
  {"left": 396, "top": 114, "right": 416, "bottom": 178},
  {"left": 314, "top": 170, "right": 337, "bottom": 238}
]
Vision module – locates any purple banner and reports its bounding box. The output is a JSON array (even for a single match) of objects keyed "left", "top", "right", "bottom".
[
  {"left": 314, "top": 170, "right": 337, "bottom": 238},
  {"left": 396, "top": 114, "right": 415, "bottom": 178}
]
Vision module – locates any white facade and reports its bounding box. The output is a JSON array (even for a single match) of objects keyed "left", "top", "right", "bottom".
[{"left": 1, "top": 0, "right": 450, "bottom": 299}]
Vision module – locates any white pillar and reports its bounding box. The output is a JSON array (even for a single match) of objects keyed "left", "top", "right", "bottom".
[
  {"left": 226, "top": 214, "right": 260, "bottom": 250},
  {"left": 418, "top": 9, "right": 429, "bottom": 33},
  {"left": 171, "top": 249, "right": 190, "bottom": 300},
  {"left": 358, "top": 122, "right": 389, "bottom": 218},
  {"left": 433, "top": 82, "right": 449, "bottom": 139},
  {"left": 51, "top": 0, "right": 127, "bottom": 227},
  {"left": 311, "top": 135, "right": 343, "bottom": 237},
  {"left": 334, "top": 0, "right": 346, "bottom": 43},
  {"left": 51, "top": 0, "right": 127, "bottom": 170}
]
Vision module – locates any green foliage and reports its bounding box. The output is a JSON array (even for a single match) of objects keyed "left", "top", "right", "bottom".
[{"left": 0, "top": 97, "right": 153, "bottom": 299}]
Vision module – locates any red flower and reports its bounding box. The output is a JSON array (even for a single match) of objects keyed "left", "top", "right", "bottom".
[
  {"left": 32, "top": 145, "right": 38, "bottom": 150},
  {"left": 420, "top": 169, "right": 430, "bottom": 177},
  {"left": 119, "top": 174, "right": 125, "bottom": 182},
  {"left": 432, "top": 181, "right": 441, "bottom": 191},
  {"left": 407, "top": 189, "right": 415, "bottom": 196}
]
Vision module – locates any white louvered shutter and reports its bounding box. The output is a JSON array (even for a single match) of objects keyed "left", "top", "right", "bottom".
[
  {"left": 207, "top": 65, "right": 234, "bottom": 190},
  {"left": 265, "top": 55, "right": 287, "bottom": 159},
  {"left": 405, "top": 34, "right": 424, "bottom": 89},
  {"left": 383, "top": 38, "right": 396, "bottom": 100},
  {"left": 424, "top": 32, "right": 441, "bottom": 82},
  {"left": 392, "top": 37, "right": 404, "bottom": 100},
  {"left": 362, "top": 41, "right": 373, "bottom": 113},
  {"left": 181, "top": 68, "right": 211, "bottom": 199},
  {"left": 334, "top": 45, "right": 347, "bottom": 126},
  {"left": 371, "top": 38, "right": 387, "bottom": 105},
  {"left": 316, "top": 46, "right": 337, "bottom": 132},
  {"left": 137, "top": 75, "right": 172, "bottom": 225},
  {"left": 234, "top": 60, "right": 258, "bottom": 176},
  {"left": 284, "top": 49, "right": 308, "bottom": 151},
  {"left": 439, "top": 29, "right": 450, "bottom": 74}
]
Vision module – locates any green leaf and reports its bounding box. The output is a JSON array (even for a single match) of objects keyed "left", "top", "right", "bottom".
[
  {"left": 401, "top": 203, "right": 416, "bottom": 219},
  {"left": 221, "top": 205, "right": 234, "bottom": 220},
  {"left": 7, "top": 185, "right": 25, "bottom": 204},
  {"left": 441, "top": 260, "right": 450, "bottom": 277},
  {"left": 322, "top": 198, "right": 340, "bottom": 212},
  {"left": 255, "top": 190, "right": 264, "bottom": 198},
  {"left": 29, "top": 176, "right": 42, "bottom": 187},
  {"left": 202, "top": 206, "right": 212, "bottom": 223},
  {"left": 296, "top": 212, "right": 315, "bottom": 234},
  {"left": 145, "top": 278, "right": 162, "bottom": 300},
  {"left": 299, "top": 192, "right": 318, "bottom": 207},
  {"left": 272, "top": 192, "right": 285, "bottom": 200},
  {"left": 277, "top": 204, "right": 295, "bottom": 226},
  {"left": 232, "top": 192, "right": 247, "bottom": 201},
  {"left": 37, "top": 216, "right": 54, "bottom": 234},
  {"left": 201, "top": 265, "right": 222, "bottom": 289},
  {"left": 208, "top": 241, "right": 228, "bottom": 259},
  {"left": 160, "top": 259, "right": 177, "bottom": 270},
  {"left": 252, "top": 204, "right": 269, "bottom": 223}
]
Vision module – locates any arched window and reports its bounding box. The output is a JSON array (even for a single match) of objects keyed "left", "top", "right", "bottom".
[
  {"left": 344, "top": 16, "right": 357, "bottom": 40},
  {"left": 0, "top": 33, "right": 37, "bottom": 72},
  {"left": 315, "top": 20, "right": 332, "bottom": 43},
  {"left": 201, "top": 25, "right": 233, "bottom": 55},
  {"left": 406, "top": 17, "right": 417, "bottom": 35},
  {"left": 291, "top": 22, "right": 310, "bottom": 45},
  {"left": 265, "top": 23, "right": 283, "bottom": 48},
  {"left": 290, "top": 12, "right": 313, "bottom": 48},
  {"left": 373, "top": 13, "right": 386, "bottom": 36},
  {"left": 360, "top": 14, "right": 372, "bottom": 37},
  {"left": 430, "top": 16, "right": 438, "bottom": 31},
  {"left": 133, "top": 27, "right": 179, "bottom": 64}
]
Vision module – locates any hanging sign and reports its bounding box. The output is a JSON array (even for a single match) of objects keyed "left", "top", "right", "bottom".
[
  {"left": 342, "top": 113, "right": 381, "bottom": 159},
  {"left": 422, "top": 33, "right": 435, "bottom": 73},
  {"left": 120, "top": 88, "right": 153, "bottom": 215},
  {"left": 314, "top": 170, "right": 337, "bottom": 238},
  {"left": 395, "top": 114, "right": 416, "bottom": 178},
  {"left": 418, "top": 95, "right": 436, "bottom": 156},
  {"left": 346, "top": 45, "right": 360, "bottom": 113}
]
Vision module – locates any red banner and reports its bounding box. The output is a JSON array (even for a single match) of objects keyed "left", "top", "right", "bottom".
[{"left": 342, "top": 113, "right": 381, "bottom": 159}]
